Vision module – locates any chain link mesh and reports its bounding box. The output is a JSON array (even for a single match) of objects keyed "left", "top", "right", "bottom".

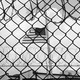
[{"left": 0, "top": 0, "right": 80, "bottom": 80}]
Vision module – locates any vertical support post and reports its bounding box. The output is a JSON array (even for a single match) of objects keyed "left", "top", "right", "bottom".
[{"left": 44, "top": 2, "right": 53, "bottom": 78}]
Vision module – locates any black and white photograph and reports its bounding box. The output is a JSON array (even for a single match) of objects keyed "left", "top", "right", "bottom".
[{"left": 0, "top": 0, "right": 80, "bottom": 80}]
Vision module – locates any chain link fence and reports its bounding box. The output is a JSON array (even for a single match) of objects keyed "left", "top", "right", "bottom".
[{"left": 0, "top": 0, "right": 80, "bottom": 80}]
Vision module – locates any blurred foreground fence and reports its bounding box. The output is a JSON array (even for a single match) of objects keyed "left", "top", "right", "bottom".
[{"left": 1, "top": 0, "right": 80, "bottom": 80}]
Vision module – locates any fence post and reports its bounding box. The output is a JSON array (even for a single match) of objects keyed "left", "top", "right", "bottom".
[{"left": 44, "top": 3, "right": 53, "bottom": 78}]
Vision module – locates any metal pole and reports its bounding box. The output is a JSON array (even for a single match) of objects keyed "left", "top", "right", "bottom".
[{"left": 44, "top": 1, "right": 53, "bottom": 78}]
